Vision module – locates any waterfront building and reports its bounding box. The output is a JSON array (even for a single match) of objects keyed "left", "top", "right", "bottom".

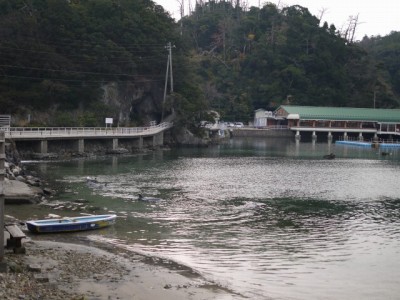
[
  {"left": 255, "top": 105, "right": 400, "bottom": 142},
  {"left": 253, "top": 108, "right": 286, "bottom": 128}
]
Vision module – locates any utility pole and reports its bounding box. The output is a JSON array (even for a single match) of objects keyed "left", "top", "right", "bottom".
[
  {"left": 162, "top": 49, "right": 169, "bottom": 121},
  {"left": 167, "top": 42, "right": 174, "bottom": 93},
  {"left": 162, "top": 42, "right": 174, "bottom": 121}
]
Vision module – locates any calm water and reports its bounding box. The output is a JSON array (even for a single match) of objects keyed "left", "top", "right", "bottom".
[{"left": 9, "top": 138, "right": 400, "bottom": 299}]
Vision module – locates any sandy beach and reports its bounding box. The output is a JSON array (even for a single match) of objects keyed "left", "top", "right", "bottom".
[{"left": 1, "top": 236, "right": 241, "bottom": 300}]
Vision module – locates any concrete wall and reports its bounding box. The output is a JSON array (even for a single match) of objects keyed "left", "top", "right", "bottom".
[{"left": 231, "top": 128, "right": 294, "bottom": 138}]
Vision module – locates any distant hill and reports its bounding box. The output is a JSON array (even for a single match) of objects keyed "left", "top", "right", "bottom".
[
  {"left": 180, "top": 2, "right": 399, "bottom": 121},
  {"left": 0, "top": 0, "right": 398, "bottom": 128}
]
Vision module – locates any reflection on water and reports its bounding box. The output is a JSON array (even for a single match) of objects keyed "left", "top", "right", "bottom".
[{"left": 13, "top": 138, "right": 400, "bottom": 299}]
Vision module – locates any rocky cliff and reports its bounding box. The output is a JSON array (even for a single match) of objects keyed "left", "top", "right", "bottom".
[{"left": 101, "top": 81, "right": 165, "bottom": 126}]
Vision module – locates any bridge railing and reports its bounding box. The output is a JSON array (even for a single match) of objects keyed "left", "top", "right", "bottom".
[{"left": 0, "top": 122, "right": 173, "bottom": 138}]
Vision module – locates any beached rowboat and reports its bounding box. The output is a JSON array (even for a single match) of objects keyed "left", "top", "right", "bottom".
[{"left": 26, "top": 214, "right": 117, "bottom": 233}]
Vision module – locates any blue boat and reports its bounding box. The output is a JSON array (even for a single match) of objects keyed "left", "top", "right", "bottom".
[{"left": 26, "top": 214, "right": 117, "bottom": 233}]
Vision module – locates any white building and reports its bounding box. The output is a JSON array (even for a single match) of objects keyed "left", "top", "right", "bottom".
[{"left": 253, "top": 109, "right": 277, "bottom": 128}]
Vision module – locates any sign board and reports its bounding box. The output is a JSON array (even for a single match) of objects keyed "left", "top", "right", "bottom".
[
  {"left": 105, "top": 118, "right": 113, "bottom": 128},
  {"left": 0, "top": 115, "right": 11, "bottom": 127}
]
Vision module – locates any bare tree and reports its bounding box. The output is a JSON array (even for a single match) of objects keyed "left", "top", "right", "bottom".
[
  {"left": 349, "top": 14, "right": 360, "bottom": 42},
  {"left": 188, "top": 0, "right": 193, "bottom": 15},
  {"left": 241, "top": 0, "right": 249, "bottom": 11},
  {"left": 317, "top": 7, "right": 327, "bottom": 24},
  {"left": 177, "top": 0, "right": 184, "bottom": 18},
  {"left": 177, "top": 0, "right": 184, "bottom": 35},
  {"left": 341, "top": 14, "right": 361, "bottom": 43}
]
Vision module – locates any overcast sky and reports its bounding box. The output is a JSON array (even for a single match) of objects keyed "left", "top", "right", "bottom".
[{"left": 154, "top": 0, "right": 399, "bottom": 40}]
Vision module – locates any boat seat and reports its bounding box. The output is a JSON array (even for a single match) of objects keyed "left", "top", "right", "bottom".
[{"left": 5, "top": 224, "right": 26, "bottom": 254}]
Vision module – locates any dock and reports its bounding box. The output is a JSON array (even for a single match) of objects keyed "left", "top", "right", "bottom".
[
  {"left": 0, "top": 122, "right": 172, "bottom": 155},
  {"left": 335, "top": 140, "right": 400, "bottom": 148}
]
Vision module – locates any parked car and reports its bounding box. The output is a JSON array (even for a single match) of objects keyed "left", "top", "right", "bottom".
[{"left": 234, "top": 122, "right": 244, "bottom": 128}]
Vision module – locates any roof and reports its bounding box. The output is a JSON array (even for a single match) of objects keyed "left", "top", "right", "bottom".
[{"left": 277, "top": 105, "right": 400, "bottom": 122}]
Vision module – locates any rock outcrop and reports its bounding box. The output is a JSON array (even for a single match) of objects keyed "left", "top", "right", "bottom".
[
  {"left": 4, "top": 179, "right": 43, "bottom": 204},
  {"left": 3, "top": 142, "right": 52, "bottom": 204}
]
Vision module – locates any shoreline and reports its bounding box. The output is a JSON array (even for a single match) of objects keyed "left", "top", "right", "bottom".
[
  {"left": 2, "top": 235, "right": 242, "bottom": 300},
  {"left": 1, "top": 151, "right": 243, "bottom": 299}
]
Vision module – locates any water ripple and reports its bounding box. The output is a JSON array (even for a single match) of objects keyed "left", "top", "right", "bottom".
[{"left": 32, "top": 142, "right": 400, "bottom": 299}]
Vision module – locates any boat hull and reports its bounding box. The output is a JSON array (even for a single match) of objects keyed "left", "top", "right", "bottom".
[{"left": 26, "top": 214, "right": 117, "bottom": 233}]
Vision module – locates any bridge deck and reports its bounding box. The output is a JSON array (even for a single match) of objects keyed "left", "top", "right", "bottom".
[{"left": 1, "top": 122, "right": 172, "bottom": 140}]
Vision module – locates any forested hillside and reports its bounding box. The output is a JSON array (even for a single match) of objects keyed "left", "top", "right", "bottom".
[
  {"left": 359, "top": 32, "right": 400, "bottom": 107},
  {"left": 181, "top": 2, "right": 400, "bottom": 121},
  {"left": 0, "top": 0, "right": 398, "bottom": 127},
  {"left": 0, "top": 0, "right": 194, "bottom": 126}
]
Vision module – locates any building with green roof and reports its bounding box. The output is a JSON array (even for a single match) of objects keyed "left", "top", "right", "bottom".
[
  {"left": 276, "top": 106, "right": 400, "bottom": 123},
  {"left": 256, "top": 105, "right": 400, "bottom": 141}
]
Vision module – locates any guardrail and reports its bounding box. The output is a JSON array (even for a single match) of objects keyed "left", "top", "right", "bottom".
[{"left": 0, "top": 122, "right": 173, "bottom": 139}]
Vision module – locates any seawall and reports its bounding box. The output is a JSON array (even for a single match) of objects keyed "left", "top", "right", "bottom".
[{"left": 231, "top": 128, "right": 294, "bottom": 138}]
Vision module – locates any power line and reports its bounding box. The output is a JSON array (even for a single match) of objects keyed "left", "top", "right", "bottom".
[
  {"left": 0, "top": 39, "right": 176, "bottom": 85},
  {"left": 0, "top": 73, "right": 165, "bottom": 84},
  {"left": 0, "top": 50, "right": 168, "bottom": 65},
  {"left": 0, "top": 64, "right": 164, "bottom": 78},
  {"left": 0, "top": 34, "right": 170, "bottom": 49},
  {"left": 0, "top": 45, "right": 166, "bottom": 56}
]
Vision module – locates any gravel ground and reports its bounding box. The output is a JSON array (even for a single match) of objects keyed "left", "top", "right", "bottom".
[
  {"left": 1, "top": 240, "right": 129, "bottom": 300},
  {"left": 1, "top": 239, "right": 241, "bottom": 300}
]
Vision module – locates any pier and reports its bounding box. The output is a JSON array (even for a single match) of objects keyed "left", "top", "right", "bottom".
[
  {"left": 1, "top": 122, "right": 173, "bottom": 155},
  {"left": 336, "top": 138, "right": 400, "bottom": 148}
]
